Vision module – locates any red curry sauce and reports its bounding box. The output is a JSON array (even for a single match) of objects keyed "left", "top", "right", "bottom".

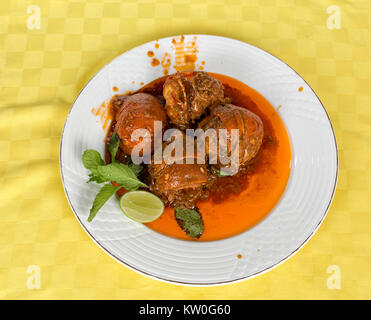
[{"left": 141, "top": 73, "right": 292, "bottom": 241}]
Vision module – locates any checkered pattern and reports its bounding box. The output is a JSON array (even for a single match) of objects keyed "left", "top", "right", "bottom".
[{"left": 0, "top": 0, "right": 370, "bottom": 299}]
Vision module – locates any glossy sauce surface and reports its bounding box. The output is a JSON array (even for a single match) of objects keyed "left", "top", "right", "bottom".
[{"left": 143, "top": 73, "right": 292, "bottom": 241}]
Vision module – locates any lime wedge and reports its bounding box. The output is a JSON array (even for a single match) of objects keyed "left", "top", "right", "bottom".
[{"left": 119, "top": 191, "right": 164, "bottom": 223}]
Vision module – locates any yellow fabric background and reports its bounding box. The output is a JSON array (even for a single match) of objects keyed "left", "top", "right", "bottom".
[{"left": 0, "top": 0, "right": 370, "bottom": 299}]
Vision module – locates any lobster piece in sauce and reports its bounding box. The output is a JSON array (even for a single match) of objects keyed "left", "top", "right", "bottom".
[
  {"left": 114, "top": 93, "right": 168, "bottom": 155},
  {"left": 163, "top": 71, "right": 225, "bottom": 130},
  {"left": 148, "top": 132, "right": 215, "bottom": 209},
  {"left": 198, "top": 103, "right": 264, "bottom": 171}
]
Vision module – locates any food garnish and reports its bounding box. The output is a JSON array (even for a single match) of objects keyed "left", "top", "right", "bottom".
[
  {"left": 216, "top": 169, "right": 231, "bottom": 177},
  {"left": 126, "top": 156, "right": 143, "bottom": 176},
  {"left": 82, "top": 150, "right": 108, "bottom": 183},
  {"left": 82, "top": 136, "right": 148, "bottom": 222},
  {"left": 119, "top": 191, "right": 164, "bottom": 223},
  {"left": 108, "top": 132, "right": 120, "bottom": 163},
  {"left": 97, "top": 163, "right": 147, "bottom": 190},
  {"left": 88, "top": 184, "right": 120, "bottom": 222},
  {"left": 174, "top": 207, "right": 204, "bottom": 239}
]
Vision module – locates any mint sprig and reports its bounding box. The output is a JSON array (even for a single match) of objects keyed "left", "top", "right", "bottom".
[{"left": 82, "top": 137, "right": 147, "bottom": 222}]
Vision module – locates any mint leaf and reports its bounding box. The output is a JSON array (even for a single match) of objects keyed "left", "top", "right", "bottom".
[
  {"left": 82, "top": 149, "right": 108, "bottom": 183},
  {"left": 211, "top": 166, "right": 231, "bottom": 177},
  {"left": 108, "top": 133, "right": 120, "bottom": 163},
  {"left": 82, "top": 149, "right": 105, "bottom": 171},
  {"left": 217, "top": 169, "right": 231, "bottom": 177},
  {"left": 87, "top": 173, "right": 108, "bottom": 184},
  {"left": 174, "top": 207, "right": 204, "bottom": 238},
  {"left": 97, "top": 162, "right": 147, "bottom": 191},
  {"left": 126, "top": 156, "right": 143, "bottom": 176},
  {"left": 129, "top": 163, "right": 143, "bottom": 177},
  {"left": 88, "top": 184, "right": 120, "bottom": 222}
]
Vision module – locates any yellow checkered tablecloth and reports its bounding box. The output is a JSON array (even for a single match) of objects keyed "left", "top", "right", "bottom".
[{"left": 0, "top": 0, "right": 370, "bottom": 299}]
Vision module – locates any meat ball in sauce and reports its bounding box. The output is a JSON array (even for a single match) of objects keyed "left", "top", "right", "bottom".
[
  {"left": 114, "top": 93, "right": 167, "bottom": 155},
  {"left": 163, "top": 71, "right": 225, "bottom": 130},
  {"left": 198, "top": 104, "right": 264, "bottom": 173}
]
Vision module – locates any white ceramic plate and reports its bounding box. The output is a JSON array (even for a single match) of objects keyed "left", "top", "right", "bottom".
[{"left": 60, "top": 35, "right": 338, "bottom": 285}]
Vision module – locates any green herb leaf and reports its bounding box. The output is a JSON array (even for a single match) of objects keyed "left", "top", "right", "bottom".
[
  {"left": 82, "top": 150, "right": 108, "bottom": 183},
  {"left": 87, "top": 173, "right": 109, "bottom": 184},
  {"left": 82, "top": 149, "right": 105, "bottom": 171},
  {"left": 129, "top": 163, "right": 143, "bottom": 176},
  {"left": 216, "top": 168, "right": 232, "bottom": 177},
  {"left": 88, "top": 184, "right": 120, "bottom": 222},
  {"left": 174, "top": 207, "right": 204, "bottom": 239},
  {"left": 126, "top": 156, "right": 143, "bottom": 176},
  {"left": 108, "top": 133, "right": 120, "bottom": 163},
  {"left": 211, "top": 166, "right": 231, "bottom": 177},
  {"left": 97, "top": 162, "right": 147, "bottom": 191}
]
